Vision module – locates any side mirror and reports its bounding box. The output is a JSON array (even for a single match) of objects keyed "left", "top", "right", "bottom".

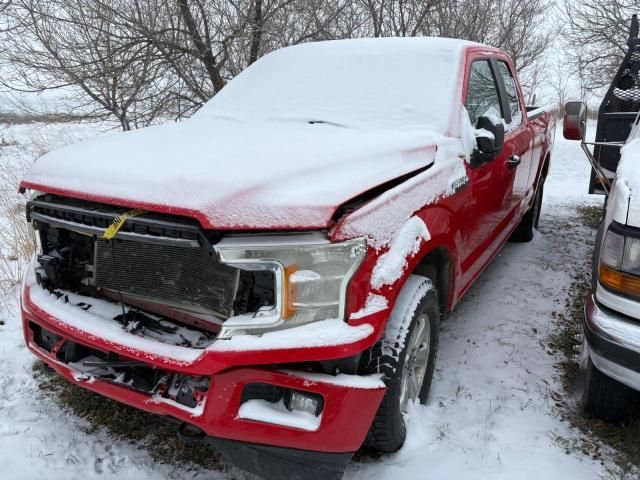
[
  {"left": 563, "top": 102, "right": 587, "bottom": 141},
  {"left": 472, "top": 115, "right": 505, "bottom": 167}
]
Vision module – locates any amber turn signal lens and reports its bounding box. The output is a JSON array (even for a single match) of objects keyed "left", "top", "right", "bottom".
[
  {"left": 599, "top": 263, "right": 640, "bottom": 299},
  {"left": 282, "top": 264, "right": 298, "bottom": 319}
]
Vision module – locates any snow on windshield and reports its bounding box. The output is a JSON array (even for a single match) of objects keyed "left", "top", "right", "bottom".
[{"left": 197, "top": 37, "right": 470, "bottom": 133}]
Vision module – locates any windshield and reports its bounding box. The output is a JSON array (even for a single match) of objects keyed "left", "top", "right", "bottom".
[{"left": 196, "top": 38, "right": 466, "bottom": 133}]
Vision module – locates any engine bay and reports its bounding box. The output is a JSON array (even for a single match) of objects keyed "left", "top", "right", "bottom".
[{"left": 28, "top": 194, "right": 276, "bottom": 348}]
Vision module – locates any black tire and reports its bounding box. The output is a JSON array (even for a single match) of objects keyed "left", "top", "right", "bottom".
[
  {"left": 510, "top": 180, "right": 544, "bottom": 243},
  {"left": 582, "top": 356, "right": 637, "bottom": 424},
  {"left": 361, "top": 275, "right": 440, "bottom": 452}
]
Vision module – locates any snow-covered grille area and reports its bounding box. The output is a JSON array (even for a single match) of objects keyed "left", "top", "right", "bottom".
[{"left": 0, "top": 120, "right": 614, "bottom": 479}]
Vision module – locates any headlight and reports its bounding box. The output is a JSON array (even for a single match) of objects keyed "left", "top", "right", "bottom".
[
  {"left": 216, "top": 235, "right": 367, "bottom": 335},
  {"left": 599, "top": 225, "right": 640, "bottom": 298}
]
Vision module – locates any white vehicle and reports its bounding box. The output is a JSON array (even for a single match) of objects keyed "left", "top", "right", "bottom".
[{"left": 565, "top": 15, "right": 640, "bottom": 421}]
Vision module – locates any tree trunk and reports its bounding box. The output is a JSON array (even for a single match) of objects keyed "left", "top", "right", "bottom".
[
  {"left": 176, "top": 0, "right": 226, "bottom": 93},
  {"left": 248, "top": 0, "right": 263, "bottom": 65}
]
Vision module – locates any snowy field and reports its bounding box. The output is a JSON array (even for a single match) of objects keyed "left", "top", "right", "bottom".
[{"left": 0, "top": 120, "right": 615, "bottom": 479}]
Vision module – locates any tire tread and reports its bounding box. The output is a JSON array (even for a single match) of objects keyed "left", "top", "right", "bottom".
[
  {"left": 361, "top": 275, "right": 439, "bottom": 452},
  {"left": 583, "top": 358, "right": 638, "bottom": 423}
]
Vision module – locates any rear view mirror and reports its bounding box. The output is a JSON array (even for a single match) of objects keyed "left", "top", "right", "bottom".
[
  {"left": 563, "top": 102, "right": 587, "bottom": 141},
  {"left": 472, "top": 115, "right": 505, "bottom": 167}
]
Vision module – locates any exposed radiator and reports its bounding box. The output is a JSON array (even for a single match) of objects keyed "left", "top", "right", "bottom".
[{"left": 94, "top": 239, "right": 240, "bottom": 318}]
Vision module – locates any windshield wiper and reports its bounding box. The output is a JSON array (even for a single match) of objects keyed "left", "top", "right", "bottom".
[{"left": 307, "top": 119, "right": 348, "bottom": 128}]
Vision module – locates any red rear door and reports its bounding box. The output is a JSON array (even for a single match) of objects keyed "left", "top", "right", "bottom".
[{"left": 494, "top": 60, "right": 534, "bottom": 214}]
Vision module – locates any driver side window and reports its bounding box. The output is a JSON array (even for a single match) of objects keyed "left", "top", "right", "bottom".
[{"left": 465, "top": 60, "right": 504, "bottom": 126}]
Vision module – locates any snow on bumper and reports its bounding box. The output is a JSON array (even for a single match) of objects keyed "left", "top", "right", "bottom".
[
  {"left": 21, "top": 266, "right": 386, "bottom": 452},
  {"left": 22, "top": 262, "right": 376, "bottom": 374}
]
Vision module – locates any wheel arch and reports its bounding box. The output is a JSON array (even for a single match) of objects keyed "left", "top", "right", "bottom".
[
  {"left": 350, "top": 207, "right": 461, "bottom": 342},
  {"left": 411, "top": 246, "right": 453, "bottom": 319}
]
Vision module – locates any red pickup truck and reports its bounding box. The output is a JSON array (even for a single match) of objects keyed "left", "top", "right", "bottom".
[{"left": 19, "top": 38, "right": 554, "bottom": 479}]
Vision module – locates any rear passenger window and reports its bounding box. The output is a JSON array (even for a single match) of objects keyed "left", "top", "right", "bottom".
[
  {"left": 496, "top": 61, "right": 522, "bottom": 126},
  {"left": 465, "top": 60, "right": 504, "bottom": 126}
]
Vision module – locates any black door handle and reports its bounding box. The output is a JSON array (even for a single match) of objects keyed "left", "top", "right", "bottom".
[{"left": 507, "top": 155, "right": 521, "bottom": 169}]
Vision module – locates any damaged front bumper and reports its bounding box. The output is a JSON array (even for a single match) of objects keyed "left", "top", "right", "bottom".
[{"left": 21, "top": 263, "right": 386, "bottom": 479}]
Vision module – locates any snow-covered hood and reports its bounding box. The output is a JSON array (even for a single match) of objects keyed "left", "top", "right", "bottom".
[{"left": 21, "top": 118, "right": 455, "bottom": 230}]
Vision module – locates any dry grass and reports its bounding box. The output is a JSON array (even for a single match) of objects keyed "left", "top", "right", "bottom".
[
  {"left": 0, "top": 126, "right": 84, "bottom": 308},
  {"left": 0, "top": 152, "right": 37, "bottom": 312},
  {"left": 0, "top": 111, "right": 90, "bottom": 125}
]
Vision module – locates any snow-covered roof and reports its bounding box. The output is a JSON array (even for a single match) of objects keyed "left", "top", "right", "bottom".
[{"left": 197, "top": 37, "right": 479, "bottom": 132}]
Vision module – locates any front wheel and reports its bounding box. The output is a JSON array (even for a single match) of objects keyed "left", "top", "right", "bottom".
[{"left": 361, "top": 275, "right": 440, "bottom": 452}]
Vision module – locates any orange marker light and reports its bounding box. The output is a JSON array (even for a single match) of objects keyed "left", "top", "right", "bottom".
[
  {"left": 599, "top": 263, "right": 640, "bottom": 299},
  {"left": 282, "top": 264, "right": 298, "bottom": 319}
]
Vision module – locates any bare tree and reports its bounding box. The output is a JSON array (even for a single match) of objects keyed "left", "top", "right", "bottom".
[
  {"left": 176, "top": 0, "right": 226, "bottom": 93},
  {"left": 562, "top": 0, "right": 636, "bottom": 92},
  {"left": 102, "top": 0, "right": 311, "bottom": 115},
  {"left": 0, "top": 0, "right": 168, "bottom": 129},
  {"left": 0, "top": 0, "right": 555, "bottom": 128},
  {"left": 519, "top": 57, "right": 548, "bottom": 106},
  {"left": 430, "top": 0, "right": 554, "bottom": 73},
  {"left": 359, "top": 0, "right": 442, "bottom": 37},
  {"left": 548, "top": 58, "right": 570, "bottom": 115},
  {"left": 356, "top": 0, "right": 553, "bottom": 97},
  {"left": 0, "top": 0, "right": 13, "bottom": 30}
]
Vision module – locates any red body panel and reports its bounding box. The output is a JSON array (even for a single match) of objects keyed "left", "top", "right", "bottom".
[
  {"left": 23, "top": 300, "right": 384, "bottom": 453},
  {"left": 24, "top": 283, "right": 391, "bottom": 374},
  {"left": 20, "top": 44, "right": 555, "bottom": 455}
]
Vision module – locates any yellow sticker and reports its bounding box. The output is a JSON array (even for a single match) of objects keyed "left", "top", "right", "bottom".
[{"left": 103, "top": 208, "right": 146, "bottom": 240}]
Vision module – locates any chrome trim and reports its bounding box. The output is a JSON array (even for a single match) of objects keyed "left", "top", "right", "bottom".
[
  {"left": 216, "top": 260, "right": 284, "bottom": 338},
  {"left": 595, "top": 280, "right": 640, "bottom": 320},
  {"left": 589, "top": 348, "right": 640, "bottom": 391},
  {"left": 216, "top": 237, "right": 367, "bottom": 337},
  {"left": 579, "top": 142, "right": 611, "bottom": 195},
  {"left": 582, "top": 141, "right": 626, "bottom": 146},
  {"left": 585, "top": 295, "right": 640, "bottom": 355},
  {"left": 29, "top": 199, "right": 201, "bottom": 232},
  {"left": 585, "top": 295, "right": 640, "bottom": 390},
  {"left": 30, "top": 212, "right": 200, "bottom": 248}
]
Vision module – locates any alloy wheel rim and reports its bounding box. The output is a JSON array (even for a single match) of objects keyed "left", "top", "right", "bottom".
[{"left": 400, "top": 313, "right": 431, "bottom": 412}]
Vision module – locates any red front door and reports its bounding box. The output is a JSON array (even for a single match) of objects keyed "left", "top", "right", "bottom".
[{"left": 459, "top": 57, "right": 523, "bottom": 286}]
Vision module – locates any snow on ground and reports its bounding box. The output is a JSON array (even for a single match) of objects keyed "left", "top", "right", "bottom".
[
  {"left": 0, "top": 119, "right": 611, "bottom": 479},
  {"left": 0, "top": 120, "right": 114, "bottom": 160},
  {"left": 349, "top": 140, "right": 605, "bottom": 479}
]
